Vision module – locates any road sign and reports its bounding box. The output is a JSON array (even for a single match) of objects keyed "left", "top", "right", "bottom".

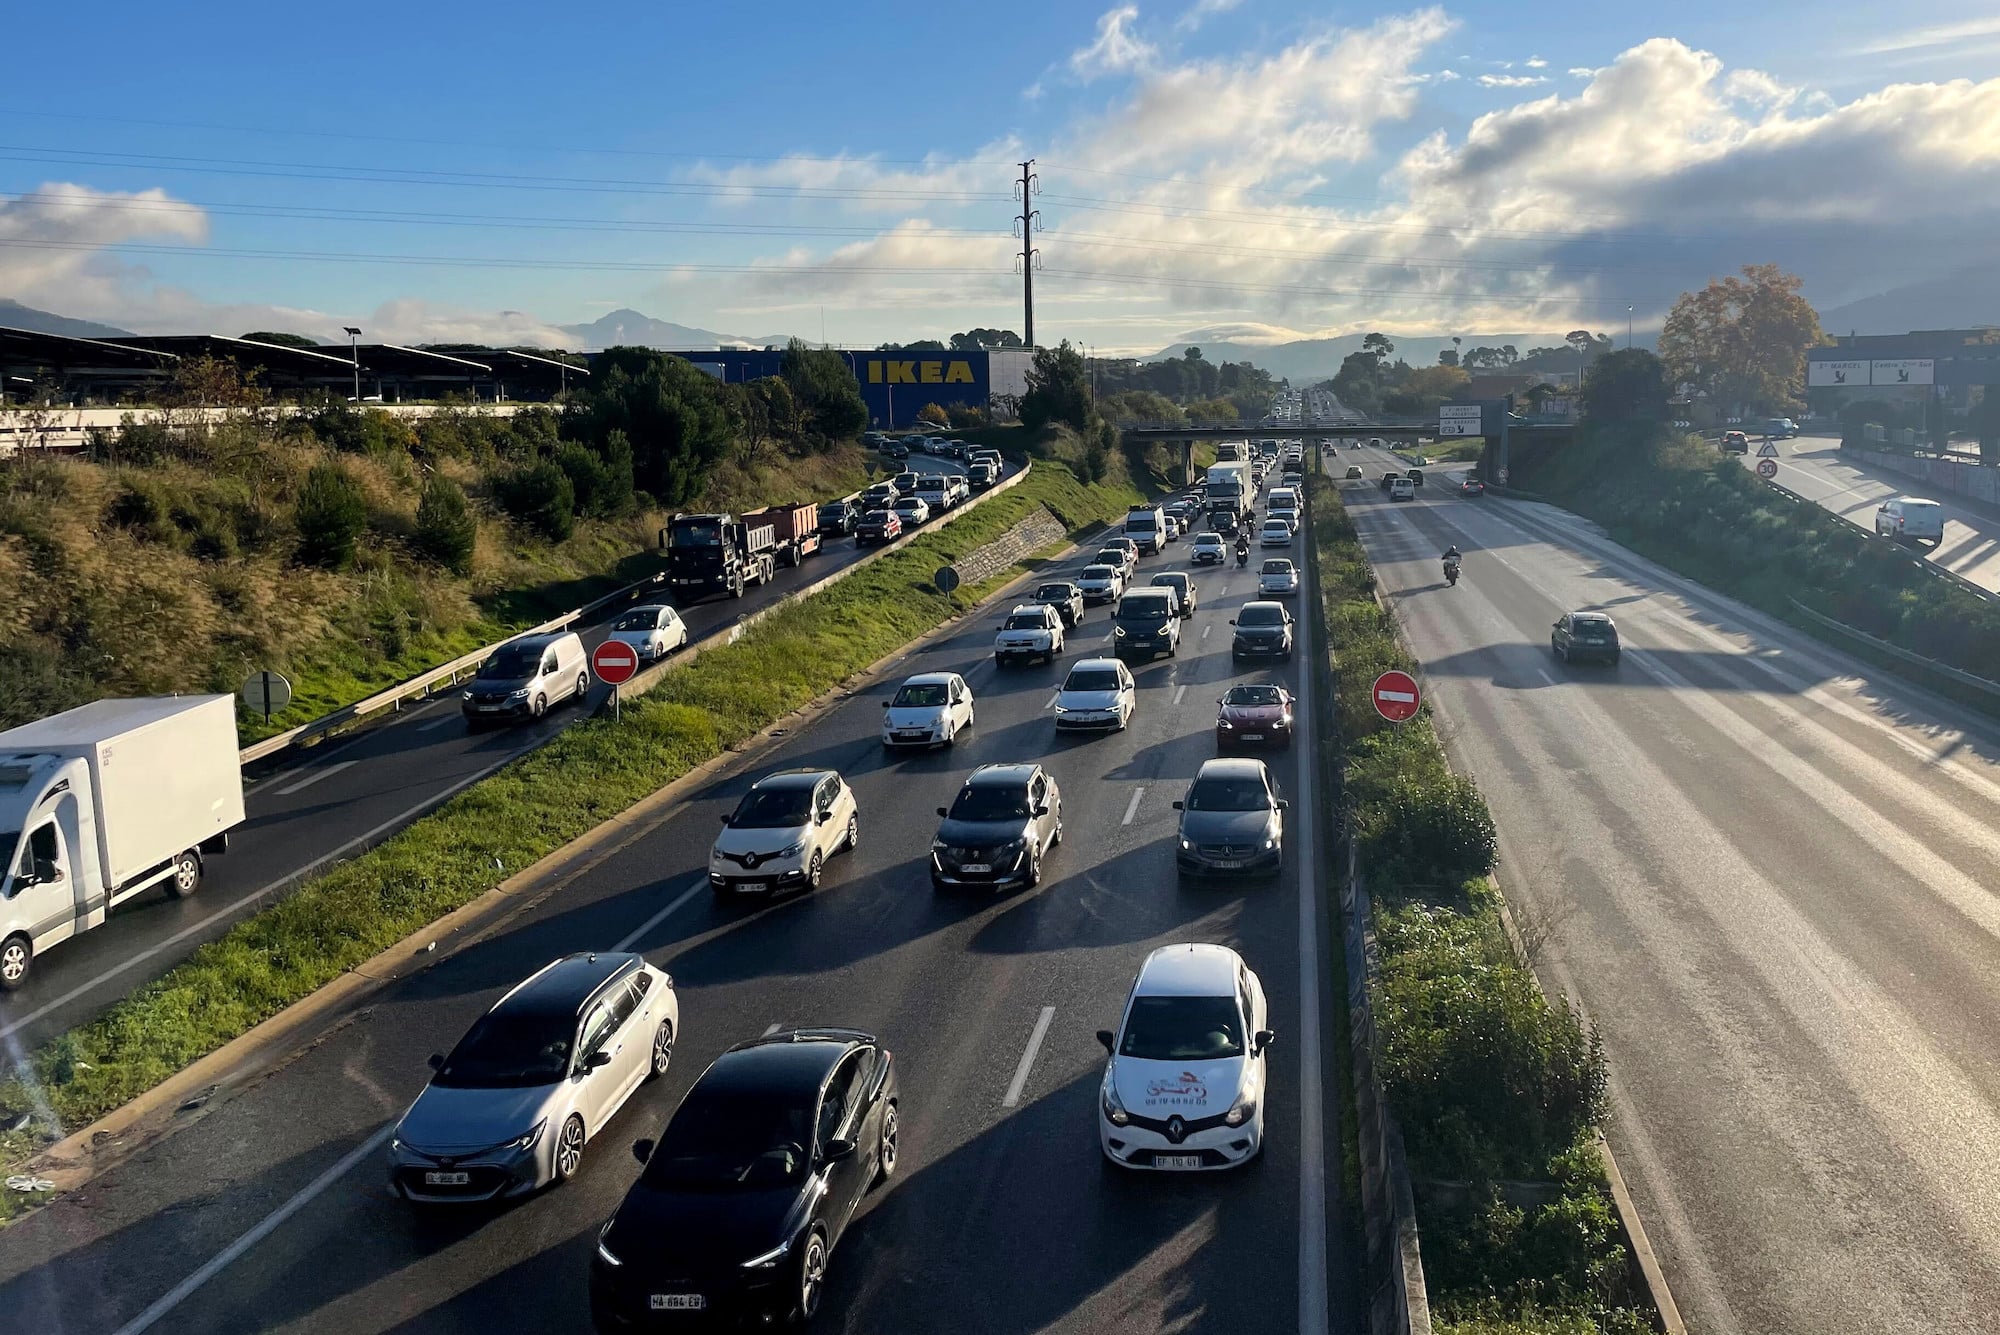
[
  {"left": 591, "top": 639, "right": 641, "bottom": 686},
  {"left": 1372, "top": 669, "right": 1421, "bottom": 724},
  {"left": 1756, "top": 459, "right": 1778, "bottom": 479},
  {"left": 1756, "top": 438, "right": 1779, "bottom": 457},
  {"left": 240, "top": 669, "right": 292, "bottom": 721},
  {"left": 934, "top": 566, "right": 961, "bottom": 594}
]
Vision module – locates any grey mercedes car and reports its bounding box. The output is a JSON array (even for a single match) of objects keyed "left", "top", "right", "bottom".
[
  {"left": 1173, "top": 758, "right": 1287, "bottom": 882},
  {"left": 930, "top": 763, "right": 1063, "bottom": 892}
]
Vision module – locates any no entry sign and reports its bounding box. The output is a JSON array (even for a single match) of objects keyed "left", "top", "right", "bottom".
[
  {"left": 591, "top": 639, "right": 641, "bottom": 686},
  {"left": 1372, "top": 669, "right": 1422, "bottom": 723}
]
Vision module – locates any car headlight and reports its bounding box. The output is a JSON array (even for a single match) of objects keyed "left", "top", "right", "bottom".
[
  {"left": 1053, "top": 703, "right": 1068, "bottom": 713},
  {"left": 459, "top": 690, "right": 472, "bottom": 702},
  {"left": 597, "top": 1224, "right": 623, "bottom": 1268},
  {"left": 742, "top": 1239, "right": 793, "bottom": 1270},
  {"left": 1179, "top": 837, "right": 1193, "bottom": 851},
  {"left": 1113, "top": 626, "right": 1127, "bottom": 638},
  {"left": 1262, "top": 836, "right": 1278, "bottom": 851},
  {"left": 994, "top": 838, "right": 1027, "bottom": 863},
  {"left": 1101, "top": 1080, "right": 1130, "bottom": 1127},
  {"left": 508, "top": 1119, "right": 547, "bottom": 1152},
  {"left": 1225, "top": 1091, "right": 1258, "bottom": 1127},
  {"left": 778, "top": 838, "right": 807, "bottom": 858},
  {"left": 1217, "top": 718, "right": 1234, "bottom": 730},
  {"left": 508, "top": 688, "right": 531, "bottom": 700}
]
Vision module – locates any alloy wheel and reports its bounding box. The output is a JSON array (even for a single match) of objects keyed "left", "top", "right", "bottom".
[
  {"left": 798, "top": 1232, "right": 828, "bottom": 1320},
  {"left": 877, "top": 1102, "right": 900, "bottom": 1182},
  {"left": 554, "top": 1115, "right": 585, "bottom": 1182},
  {"left": 649, "top": 1020, "right": 674, "bottom": 1079}
]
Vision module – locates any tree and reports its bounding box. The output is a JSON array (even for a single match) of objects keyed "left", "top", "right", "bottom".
[
  {"left": 1097, "top": 389, "right": 1183, "bottom": 423},
  {"left": 1384, "top": 364, "right": 1470, "bottom": 415},
  {"left": 1437, "top": 348, "right": 1459, "bottom": 368},
  {"left": 915, "top": 402, "right": 950, "bottom": 427},
  {"left": 1019, "top": 341, "right": 1094, "bottom": 433},
  {"left": 950, "top": 328, "right": 1022, "bottom": 350},
  {"left": 779, "top": 338, "right": 867, "bottom": 447},
  {"left": 413, "top": 474, "right": 478, "bottom": 574},
  {"left": 731, "top": 377, "right": 795, "bottom": 465},
  {"left": 493, "top": 459, "right": 576, "bottom": 541},
  {"left": 293, "top": 461, "right": 368, "bottom": 569},
  {"left": 561, "top": 347, "right": 732, "bottom": 506},
  {"left": 555, "top": 432, "right": 635, "bottom": 518},
  {"left": 238, "top": 331, "right": 321, "bottom": 350},
  {"left": 1331, "top": 349, "right": 1385, "bottom": 415},
  {"left": 1362, "top": 332, "right": 1396, "bottom": 361},
  {"left": 1659, "top": 264, "right": 1825, "bottom": 415},
  {"left": 1581, "top": 348, "right": 1670, "bottom": 424}
]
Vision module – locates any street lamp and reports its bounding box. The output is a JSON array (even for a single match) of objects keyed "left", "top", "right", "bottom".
[
  {"left": 343, "top": 326, "right": 362, "bottom": 404},
  {"left": 1626, "top": 307, "right": 1634, "bottom": 349}
]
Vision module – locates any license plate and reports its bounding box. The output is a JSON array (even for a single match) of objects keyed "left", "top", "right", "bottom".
[
  {"left": 1210, "top": 858, "right": 1244, "bottom": 869},
  {"left": 897, "top": 731, "right": 926, "bottom": 740},
  {"left": 423, "top": 1171, "right": 470, "bottom": 1186},
  {"left": 960, "top": 864, "right": 991, "bottom": 874},
  {"left": 1156, "top": 1154, "right": 1202, "bottom": 1170},
  {"left": 651, "top": 1295, "right": 706, "bottom": 1311},
  {"left": 1241, "top": 734, "right": 1263, "bottom": 742},
  {"left": 475, "top": 705, "right": 501, "bottom": 713},
  {"left": 737, "top": 880, "right": 770, "bottom": 893}
]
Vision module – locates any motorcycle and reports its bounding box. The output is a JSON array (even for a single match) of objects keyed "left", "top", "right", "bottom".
[
  {"left": 1235, "top": 545, "right": 1251, "bottom": 568},
  {"left": 1443, "top": 557, "right": 1461, "bottom": 587}
]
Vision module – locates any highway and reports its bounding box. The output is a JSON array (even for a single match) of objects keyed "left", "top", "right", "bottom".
[
  {"left": 0, "top": 455, "right": 993, "bottom": 1057},
  {"left": 1750, "top": 433, "right": 2000, "bottom": 595},
  {"left": 0, "top": 490, "right": 1360, "bottom": 1334},
  {"left": 1339, "top": 439, "right": 2000, "bottom": 1335}
]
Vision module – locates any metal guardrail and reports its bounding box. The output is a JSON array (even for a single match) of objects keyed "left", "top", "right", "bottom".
[
  {"left": 1748, "top": 472, "right": 2000, "bottom": 609},
  {"left": 1785, "top": 597, "right": 2000, "bottom": 701}
]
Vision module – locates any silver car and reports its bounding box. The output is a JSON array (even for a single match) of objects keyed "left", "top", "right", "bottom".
[{"left": 388, "top": 952, "right": 679, "bottom": 1202}]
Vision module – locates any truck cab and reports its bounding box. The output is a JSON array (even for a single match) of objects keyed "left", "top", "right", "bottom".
[{"left": 666, "top": 512, "right": 777, "bottom": 601}]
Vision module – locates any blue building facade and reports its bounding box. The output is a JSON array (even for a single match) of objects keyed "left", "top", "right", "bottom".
[{"left": 662, "top": 347, "right": 1031, "bottom": 429}]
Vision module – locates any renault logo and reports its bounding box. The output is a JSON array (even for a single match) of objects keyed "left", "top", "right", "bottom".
[{"left": 1167, "top": 1116, "right": 1186, "bottom": 1142}]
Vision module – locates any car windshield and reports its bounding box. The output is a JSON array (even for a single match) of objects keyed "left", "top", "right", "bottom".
[
  {"left": 1574, "top": 619, "right": 1615, "bottom": 636},
  {"left": 1004, "top": 612, "right": 1048, "bottom": 631},
  {"left": 729, "top": 785, "right": 815, "bottom": 829},
  {"left": 1119, "top": 994, "right": 1245, "bottom": 1061},
  {"left": 1064, "top": 667, "right": 1121, "bottom": 693},
  {"left": 1238, "top": 606, "right": 1286, "bottom": 627},
  {"left": 1185, "top": 774, "right": 1272, "bottom": 811},
  {"left": 1262, "top": 560, "right": 1292, "bottom": 574},
  {"left": 818, "top": 503, "right": 845, "bottom": 517},
  {"left": 948, "top": 782, "right": 1032, "bottom": 821},
  {"left": 1036, "top": 584, "right": 1073, "bottom": 601},
  {"left": 641, "top": 1089, "right": 815, "bottom": 1191},
  {"left": 1119, "top": 598, "right": 1171, "bottom": 621},
  {"left": 613, "top": 610, "right": 664, "bottom": 632},
  {"left": 432, "top": 1010, "right": 576, "bottom": 1088},
  {"left": 1195, "top": 536, "right": 1223, "bottom": 548},
  {"left": 1225, "top": 685, "right": 1283, "bottom": 707},
  {"left": 893, "top": 683, "right": 948, "bottom": 707},
  {"left": 1095, "top": 549, "right": 1124, "bottom": 564},
  {"left": 1081, "top": 565, "right": 1114, "bottom": 581},
  {"left": 1152, "top": 576, "right": 1187, "bottom": 591},
  {"left": 476, "top": 644, "right": 543, "bottom": 680}
]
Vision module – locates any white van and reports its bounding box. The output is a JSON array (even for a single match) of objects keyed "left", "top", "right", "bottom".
[
  {"left": 1875, "top": 496, "right": 1944, "bottom": 547},
  {"left": 1389, "top": 477, "right": 1416, "bottom": 502},
  {"left": 460, "top": 631, "right": 591, "bottom": 725},
  {"left": 1124, "top": 505, "right": 1167, "bottom": 555},
  {"left": 1267, "top": 486, "right": 1299, "bottom": 514}
]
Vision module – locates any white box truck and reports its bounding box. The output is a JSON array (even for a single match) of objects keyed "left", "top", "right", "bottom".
[{"left": 0, "top": 695, "right": 245, "bottom": 990}]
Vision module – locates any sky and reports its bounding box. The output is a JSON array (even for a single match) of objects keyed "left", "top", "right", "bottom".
[{"left": 1, "top": 0, "right": 1997, "bottom": 355}]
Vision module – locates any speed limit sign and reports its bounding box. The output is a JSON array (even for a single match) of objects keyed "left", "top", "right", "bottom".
[{"left": 1756, "top": 459, "right": 1778, "bottom": 479}]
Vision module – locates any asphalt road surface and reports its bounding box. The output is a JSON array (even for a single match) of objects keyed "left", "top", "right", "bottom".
[
  {"left": 0, "top": 495, "right": 1360, "bottom": 1335},
  {"left": 0, "top": 455, "right": 994, "bottom": 1057},
  {"left": 1750, "top": 433, "right": 2000, "bottom": 594},
  {"left": 1340, "top": 439, "right": 2000, "bottom": 1335}
]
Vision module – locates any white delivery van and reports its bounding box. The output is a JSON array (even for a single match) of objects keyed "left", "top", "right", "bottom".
[
  {"left": 1124, "top": 504, "right": 1167, "bottom": 555},
  {"left": 0, "top": 695, "right": 245, "bottom": 989},
  {"left": 1874, "top": 496, "right": 1944, "bottom": 548}
]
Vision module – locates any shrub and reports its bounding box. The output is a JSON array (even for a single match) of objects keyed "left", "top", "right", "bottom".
[
  {"left": 1425, "top": 1188, "right": 1648, "bottom": 1333},
  {"left": 413, "top": 475, "right": 478, "bottom": 574},
  {"left": 292, "top": 461, "right": 369, "bottom": 569},
  {"left": 556, "top": 432, "right": 636, "bottom": 519},
  {"left": 492, "top": 459, "right": 575, "bottom": 541},
  {"left": 946, "top": 404, "right": 987, "bottom": 429},
  {"left": 915, "top": 402, "right": 950, "bottom": 427},
  {"left": 1357, "top": 767, "right": 1498, "bottom": 894}
]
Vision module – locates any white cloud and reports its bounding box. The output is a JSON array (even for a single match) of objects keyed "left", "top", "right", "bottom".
[
  {"left": 1071, "top": 6, "right": 1159, "bottom": 81},
  {"left": 1723, "top": 67, "right": 1800, "bottom": 111},
  {"left": 1854, "top": 17, "right": 2000, "bottom": 55},
  {"left": 1478, "top": 73, "right": 1549, "bottom": 87},
  {"left": 1568, "top": 66, "right": 1598, "bottom": 78},
  {"left": 1525, "top": 56, "right": 1547, "bottom": 68},
  {"left": 1175, "top": 0, "right": 1244, "bottom": 33},
  {"left": 1434, "top": 68, "right": 1461, "bottom": 81}
]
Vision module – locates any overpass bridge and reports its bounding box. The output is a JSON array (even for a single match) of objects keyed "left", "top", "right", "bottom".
[{"left": 1111, "top": 417, "right": 1438, "bottom": 485}]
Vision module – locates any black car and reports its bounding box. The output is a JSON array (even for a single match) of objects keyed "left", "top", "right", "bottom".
[
  {"left": 1173, "top": 757, "right": 1287, "bottom": 881},
  {"left": 591, "top": 1029, "right": 898, "bottom": 1330},
  {"left": 1378, "top": 471, "right": 1400, "bottom": 491},
  {"left": 1552, "top": 611, "right": 1621, "bottom": 665},
  {"left": 855, "top": 510, "right": 901, "bottom": 546},
  {"left": 1230, "top": 601, "right": 1294, "bottom": 661},
  {"left": 1033, "top": 580, "right": 1086, "bottom": 627},
  {"left": 816, "top": 500, "right": 859, "bottom": 537},
  {"left": 930, "top": 762, "right": 1063, "bottom": 891},
  {"left": 1111, "top": 588, "right": 1181, "bottom": 662}
]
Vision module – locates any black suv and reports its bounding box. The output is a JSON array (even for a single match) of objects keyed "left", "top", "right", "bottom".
[
  {"left": 817, "top": 500, "right": 859, "bottom": 536},
  {"left": 1112, "top": 588, "right": 1181, "bottom": 662},
  {"left": 931, "top": 763, "right": 1063, "bottom": 891},
  {"left": 1230, "top": 601, "right": 1294, "bottom": 661}
]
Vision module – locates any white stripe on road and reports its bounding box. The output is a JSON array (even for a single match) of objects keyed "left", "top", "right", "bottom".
[
  {"left": 1045, "top": 690, "right": 1060, "bottom": 710},
  {"left": 612, "top": 881, "right": 707, "bottom": 953},
  {"left": 1296, "top": 533, "right": 1329, "bottom": 1335},
  {"left": 1121, "top": 788, "right": 1145, "bottom": 825},
  {"left": 1172, "top": 684, "right": 1187, "bottom": 705},
  {"left": 1202, "top": 624, "right": 1212, "bottom": 640},
  {"left": 110, "top": 1124, "right": 395, "bottom": 1335},
  {"left": 273, "top": 760, "right": 359, "bottom": 796},
  {"left": 418, "top": 714, "right": 461, "bottom": 733},
  {"left": 1536, "top": 668, "right": 1556, "bottom": 686},
  {"left": 1002, "top": 1006, "right": 1056, "bottom": 1108}
]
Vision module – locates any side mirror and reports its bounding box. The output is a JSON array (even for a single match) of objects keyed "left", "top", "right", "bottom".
[
  {"left": 822, "top": 1137, "right": 857, "bottom": 1164},
  {"left": 1254, "top": 1029, "right": 1277, "bottom": 1054},
  {"left": 586, "top": 1050, "right": 614, "bottom": 1071},
  {"left": 1033, "top": 805, "right": 1049, "bottom": 817},
  {"left": 882, "top": 700, "right": 892, "bottom": 707},
  {"left": 1096, "top": 1029, "right": 1117, "bottom": 1054},
  {"left": 1228, "top": 618, "right": 1237, "bottom": 626},
  {"left": 633, "top": 1138, "right": 655, "bottom": 1165},
  {"left": 936, "top": 806, "right": 949, "bottom": 818},
  {"left": 817, "top": 811, "right": 832, "bottom": 824},
  {"left": 427, "top": 1053, "right": 444, "bottom": 1072},
  {"left": 1276, "top": 798, "right": 1290, "bottom": 810},
  {"left": 1171, "top": 799, "right": 1184, "bottom": 810}
]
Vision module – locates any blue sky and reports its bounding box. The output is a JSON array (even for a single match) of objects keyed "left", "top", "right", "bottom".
[{"left": 2, "top": 1, "right": 1996, "bottom": 351}]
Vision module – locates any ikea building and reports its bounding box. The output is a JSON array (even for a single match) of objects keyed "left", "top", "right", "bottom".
[{"left": 672, "top": 347, "right": 1033, "bottom": 430}]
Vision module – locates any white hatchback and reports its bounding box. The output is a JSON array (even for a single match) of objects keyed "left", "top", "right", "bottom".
[
  {"left": 1258, "top": 559, "right": 1298, "bottom": 598},
  {"left": 882, "top": 671, "right": 975, "bottom": 748},
  {"left": 1098, "top": 943, "right": 1273, "bottom": 1171},
  {"left": 1053, "top": 657, "right": 1136, "bottom": 732},
  {"left": 709, "top": 768, "right": 859, "bottom": 896},
  {"left": 606, "top": 604, "right": 688, "bottom": 664},
  {"left": 1259, "top": 519, "right": 1294, "bottom": 548}
]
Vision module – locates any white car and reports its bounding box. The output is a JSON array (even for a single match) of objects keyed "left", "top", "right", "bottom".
[
  {"left": 914, "top": 475, "right": 956, "bottom": 512},
  {"left": 1098, "top": 943, "right": 1272, "bottom": 1171},
  {"left": 709, "top": 768, "right": 859, "bottom": 895},
  {"left": 1076, "top": 564, "right": 1127, "bottom": 604},
  {"left": 1875, "top": 495, "right": 1944, "bottom": 547},
  {"left": 1258, "top": 559, "right": 1298, "bottom": 598},
  {"left": 892, "top": 495, "right": 932, "bottom": 526},
  {"left": 1163, "top": 513, "right": 1180, "bottom": 541},
  {"left": 388, "top": 952, "right": 678, "bottom": 1201},
  {"left": 1389, "top": 478, "right": 1415, "bottom": 502},
  {"left": 605, "top": 604, "right": 689, "bottom": 664},
  {"left": 1258, "top": 519, "right": 1294, "bottom": 548},
  {"left": 1268, "top": 507, "right": 1300, "bottom": 533},
  {"left": 994, "top": 604, "right": 1066, "bottom": 667},
  {"left": 1191, "top": 533, "right": 1227, "bottom": 566},
  {"left": 1054, "top": 657, "right": 1136, "bottom": 732},
  {"left": 882, "top": 671, "right": 975, "bottom": 748}
]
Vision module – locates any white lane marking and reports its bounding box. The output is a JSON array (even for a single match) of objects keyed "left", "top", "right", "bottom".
[
  {"left": 1003, "top": 1006, "right": 1056, "bottom": 1108},
  {"left": 0, "top": 751, "right": 524, "bottom": 1041},
  {"left": 418, "top": 714, "right": 461, "bottom": 733},
  {"left": 273, "top": 760, "right": 359, "bottom": 796},
  {"left": 1172, "top": 684, "right": 1187, "bottom": 705},
  {"left": 1045, "top": 690, "right": 1060, "bottom": 711},
  {"left": 1536, "top": 668, "right": 1556, "bottom": 686},
  {"left": 110, "top": 1124, "right": 395, "bottom": 1335},
  {"left": 1202, "top": 624, "right": 1212, "bottom": 640},
  {"left": 612, "top": 881, "right": 707, "bottom": 953},
  {"left": 1296, "top": 540, "right": 1329, "bottom": 1335},
  {"left": 762, "top": 1022, "right": 783, "bottom": 1037},
  {"left": 1122, "top": 788, "right": 1145, "bottom": 825}
]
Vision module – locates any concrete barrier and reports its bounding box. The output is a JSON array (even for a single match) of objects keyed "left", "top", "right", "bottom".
[{"left": 1845, "top": 446, "right": 2000, "bottom": 507}]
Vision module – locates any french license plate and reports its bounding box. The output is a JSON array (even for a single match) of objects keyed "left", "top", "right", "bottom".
[
  {"left": 1156, "top": 1154, "right": 1202, "bottom": 1170},
  {"left": 1241, "top": 734, "right": 1263, "bottom": 742},
  {"left": 738, "top": 880, "right": 770, "bottom": 893},
  {"left": 898, "top": 731, "right": 926, "bottom": 740},
  {"left": 960, "top": 864, "right": 991, "bottom": 874},
  {"left": 423, "top": 1171, "right": 470, "bottom": 1186},
  {"left": 1210, "top": 858, "right": 1244, "bottom": 869},
  {"left": 475, "top": 705, "right": 501, "bottom": 713},
  {"left": 651, "top": 1294, "right": 706, "bottom": 1311}
]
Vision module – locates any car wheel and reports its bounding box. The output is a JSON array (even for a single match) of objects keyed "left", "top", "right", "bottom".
[
  {"left": 575, "top": 671, "right": 589, "bottom": 703},
  {"left": 0, "top": 934, "right": 29, "bottom": 991},
  {"left": 647, "top": 1019, "right": 675, "bottom": 1080},
  {"left": 552, "top": 1114, "right": 585, "bottom": 1184},
  {"left": 873, "top": 1101, "right": 900, "bottom": 1186},
  {"left": 165, "top": 850, "right": 201, "bottom": 899},
  {"left": 843, "top": 814, "right": 859, "bottom": 852},
  {"left": 943, "top": 722, "right": 956, "bottom": 747},
  {"left": 1026, "top": 849, "right": 1043, "bottom": 888},
  {"left": 965, "top": 708, "right": 975, "bottom": 731},
  {"left": 794, "top": 1229, "right": 829, "bottom": 1324},
  {"left": 532, "top": 693, "right": 547, "bottom": 719},
  {"left": 805, "top": 850, "right": 823, "bottom": 892},
  {"left": 1051, "top": 812, "right": 1064, "bottom": 847}
]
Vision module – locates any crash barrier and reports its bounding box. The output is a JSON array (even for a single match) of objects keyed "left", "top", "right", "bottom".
[
  {"left": 1787, "top": 597, "right": 2000, "bottom": 704},
  {"left": 1843, "top": 446, "right": 2000, "bottom": 508},
  {"left": 1749, "top": 474, "right": 1999, "bottom": 609},
  {"left": 940, "top": 509, "right": 1068, "bottom": 590}
]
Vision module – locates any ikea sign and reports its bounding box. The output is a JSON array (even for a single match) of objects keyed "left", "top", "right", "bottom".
[{"left": 863, "top": 357, "right": 977, "bottom": 386}]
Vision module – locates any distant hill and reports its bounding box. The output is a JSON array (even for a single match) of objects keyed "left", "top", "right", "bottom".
[
  {"left": 0, "top": 299, "right": 133, "bottom": 340},
  {"left": 560, "top": 308, "right": 796, "bottom": 351},
  {"left": 1149, "top": 330, "right": 1585, "bottom": 383},
  {"left": 1817, "top": 268, "right": 2000, "bottom": 337}
]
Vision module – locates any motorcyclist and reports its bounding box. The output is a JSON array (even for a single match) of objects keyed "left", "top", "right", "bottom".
[
  {"left": 1235, "top": 532, "right": 1251, "bottom": 564},
  {"left": 1441, "top": 544, "right": 1462, "bottom": 583}
]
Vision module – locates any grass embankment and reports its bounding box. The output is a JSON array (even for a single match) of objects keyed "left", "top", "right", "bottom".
[
  {"left": 0, "top": 458, "right": 1144, "bottom": 1219},
  {"left": 1308, "top": 476, "right": 1653, "bottom": 1335},
  {"left": 1511, "top": 427, "right": 2000, "bottom": 687}
]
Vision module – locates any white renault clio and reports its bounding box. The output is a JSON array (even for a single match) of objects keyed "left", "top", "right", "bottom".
[
  {"left": 882, "top": 671, "right": 976, "bottom": 749},
  {"left": 1097, "top": 943, "right": 1273, "bottom": 1171}
]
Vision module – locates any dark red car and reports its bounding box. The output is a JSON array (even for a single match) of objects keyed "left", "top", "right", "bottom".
[{"left": 1214, "top": 683, "right": 1294, "bottom": 751}]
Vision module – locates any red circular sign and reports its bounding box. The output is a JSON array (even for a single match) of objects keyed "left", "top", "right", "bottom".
[
  {"left": 1372, "top": 669, "right": 1422, "bottom": 723},
  {"left": 1756, "top": 458, "right": 1778, "bottom": 479},
  {"left": 591, "top": 639, "right": 641, "bottom": 685}
]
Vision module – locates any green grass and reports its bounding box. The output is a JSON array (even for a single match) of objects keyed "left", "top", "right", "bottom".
[{"left": 0, "top": 459, "right": 1142, "bottom": 1223}]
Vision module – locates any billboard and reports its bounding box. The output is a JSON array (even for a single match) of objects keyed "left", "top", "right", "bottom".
[
  {"left": 1871, "top": 358, "right": 1934, "bottom": 386},
  {"left": 1807, "top": 359, "right": 1868, "bottom": 387}
]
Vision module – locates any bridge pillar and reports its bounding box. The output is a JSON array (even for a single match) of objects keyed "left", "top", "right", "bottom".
[{"left": 1182, "top": 439, "right": 1199, "bottom": 488}]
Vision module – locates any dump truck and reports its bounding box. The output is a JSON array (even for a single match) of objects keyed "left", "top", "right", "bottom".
[
  {"left": 665, "top": 512, "right": 778, "bottom": 601},
  {"left": 742, "top": 501, "right": 822, "bottom": 567}
]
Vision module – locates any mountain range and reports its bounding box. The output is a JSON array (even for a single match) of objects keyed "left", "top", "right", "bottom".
[
  {"left": 1816, "top": 268, "right": 2000, "bottom": 339},
  {"left": 1146, "top": 331, "right": 1593, "bottom": 384},
  {"left": 557, "top": 308, "right": 797, "bottom": 351},
  {"left": 0, "top": 299, "right": 134, "bottom": 340}
]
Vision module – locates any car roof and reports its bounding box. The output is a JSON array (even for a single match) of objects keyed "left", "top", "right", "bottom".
[
  {"left": 1067, "top": 656, "right": 1122, "bottom": 673},
  {"left": 1240, "top": 599, "right": 1288, "bottom": 613},
  {"left": 900, "top": 671, "right": 958, "bottom": 687},
  {"left": 966, "top": 761, "right": 1039, "bottom": 787},
  {"left": 1568, "top": 611, "right": 1615, "bottom": 624},
  {"left": 1121, "top": 588, "right": 1174, "bottom": 602},
  {"left": 1037, "top": 580, "right": 1079, "bottom": 591},
  {"left": 1151, "top": 571, "right": 1190, "bottom": 584},
  {"left": 1194, "top": 532, "right": 1225, "bottom": 542},
  {"left": 1195, "top": 755, "right": 1270, "bottom": 782},
  {"left": 708, "top": 1028, "right": 874, "bottom": 1095},
  {"left": 1080, "top": 564, "right": 1114, "bottom": 575},
  {"left": 493, "top": 951, "right": 643, "bottom": 1021},
  {"left": 503, "top": 631, "right": 567, "bottom": 651},
  {"left": 1008, "top": 603, "right": 1051, "bottom": 615},
  {"left": 750, "top": 768, "right": 835, "bottom": 791},
  {"left": 1135, "top": 943, "right": 1245, "bottom": 997}
]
